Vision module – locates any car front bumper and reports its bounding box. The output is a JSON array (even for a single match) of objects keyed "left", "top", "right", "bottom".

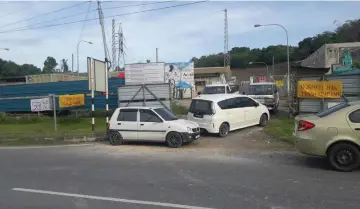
[{"left": 180, "top": 132, "right": 201, "bottom": 142}]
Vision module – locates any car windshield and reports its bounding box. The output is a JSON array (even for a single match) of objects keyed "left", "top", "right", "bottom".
[
  {"left": 248, "top": 85, "right": 273, "bottom": 95},
  {"left": 189, "top": 99, "right": 213, "bottom": 114},
  {"left": 203, "top": 86, "right": 225, "bottom": 94},
  {"left": 316, "top": 102, "right": 350, "bottom": 118},
  {"left": 153, "top": 108, "right": 178, "bottom": 121}
]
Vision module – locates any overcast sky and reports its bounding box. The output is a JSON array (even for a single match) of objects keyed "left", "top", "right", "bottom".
[{"left": 0, "top": 0, "right": 359, "bottom": 72}]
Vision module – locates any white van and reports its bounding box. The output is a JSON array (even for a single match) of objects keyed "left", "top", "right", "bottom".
[
  {"left": 187, "top": 94, "right": 269, "bottom": 137},
  {"left": 247, "top": 82, "right": 279, "bottom": 112},
  {"left": 107, "top": 107, "right": 200, "bottom": 148}
]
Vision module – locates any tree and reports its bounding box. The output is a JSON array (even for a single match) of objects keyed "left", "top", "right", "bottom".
[
  {"left": 191, "top": 18, "right": 360, "bottom": 68},
  {"left": 43, "top": 56, "right": 57, "bottom": 74},
  {"left": 60, "top": 59, "right": 69, "bottom": 72},
  {"left": 0, "top": 58, "right": 41, "bottom": 77},
  {"left": 146, "top": 59, "right": 151, "bottom": 63}
]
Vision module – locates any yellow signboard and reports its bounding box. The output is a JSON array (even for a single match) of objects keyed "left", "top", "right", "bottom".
[
  {"left": 275, "top": 80, "right": 283, "bottom": 87},
  {"left": 59, "top": 94, "right": 85, "bottom": 108},
  {"left": 297, "top": 80, "right": 342, "bottom": 98}
]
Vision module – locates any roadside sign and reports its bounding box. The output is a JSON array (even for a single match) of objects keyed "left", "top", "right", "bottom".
[
  {"left": 30, "top": 97, "right": 51, "bottom": 112},
  {"left": 59, "top": 94, "right": 85, "bottom": 108},
  {"left": 275, "top": 80, "right": 284, "bottom": 87}
]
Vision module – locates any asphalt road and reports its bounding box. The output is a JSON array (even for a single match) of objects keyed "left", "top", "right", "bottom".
[{"left": 0, "top": 144, "right": 359, "bottom": 209}]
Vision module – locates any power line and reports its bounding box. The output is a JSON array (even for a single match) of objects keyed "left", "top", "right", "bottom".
[
  {"left": 0, "top": 2, "right": 38, "bottom": 18},
  {"left": 2, "top": 1, "right": 174, "bottom": 32},
  {"left": 0, "top": 1, "right": 90, "bottom": 29},
  {"left": 0, "top": 1, "right": 207, "bottom": 34}
]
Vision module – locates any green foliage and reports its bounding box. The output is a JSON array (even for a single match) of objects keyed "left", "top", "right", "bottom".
[
  {"left": 43, "top": 56, "right": 57, "bottom": 74},
  {"left": 193, "top": 19, "right": 360, "bottom": 68},
  {"left": 352, "top": 61, "right": 360, "bottom": 69},
  {"left": 171, "top": 102, "right": 188, "bottom": 116},
  {"left": 264, "top": 117, "right": 295, "bottom": 144},
  {"left": 0, "top": 59, "right": 41, "bottom": 78}
]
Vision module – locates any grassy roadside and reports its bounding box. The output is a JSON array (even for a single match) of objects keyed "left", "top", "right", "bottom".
[
  {"left": 264, "top": 116, "right": 296, "bottom": 144},
  {"left": 0, "top": 116, "right": 106, "bottom": 146}
]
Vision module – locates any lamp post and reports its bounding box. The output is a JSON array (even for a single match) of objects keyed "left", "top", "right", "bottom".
[
  {"left": 254, "top": 23, "right": 290, "bottom": 109},
  {"left": 77, "top": 40, "right": 92, "bottom": 76},
  {"left": 249, "top": 61, "right": 269, "bottom": 80},
  {"left": 0, "top": 48, "right": 9, "bottom": 51}
]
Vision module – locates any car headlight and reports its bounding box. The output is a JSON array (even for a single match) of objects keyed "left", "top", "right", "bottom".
[{"left": 186, "top": 127, "right": 192, "bottom": 133}]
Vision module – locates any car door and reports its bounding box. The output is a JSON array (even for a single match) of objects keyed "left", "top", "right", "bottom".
[
  {"left": 347, "top": 108, "right": 360, "bottom": 139},
  {"left": 138, "top": 109, "right": 166, "bottom": 141},
  {"left": 218, "top": 98, "right": 244, "bottom": 130},
  {"left": 239, "top": 97, "right": 259, "bottom": 125},
  {"left": 115, "top": 108, "right": 138, "bottom": 140}
]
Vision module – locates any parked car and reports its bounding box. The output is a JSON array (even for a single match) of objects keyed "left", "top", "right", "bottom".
[
  {"left": 247, "top": 82, "right": 279, "bottom": 112},
  {"left": 293, "top": 101, "right": 360, "bottom": 172},
  {"left": 107, "top": 107, "right": 200, "bottom": 148},
  {"left": 187, "top": 94, "right": 270, "bottom": 137}
]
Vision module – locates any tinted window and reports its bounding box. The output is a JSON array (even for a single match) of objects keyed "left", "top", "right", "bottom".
[
  {"left": 226, "top": 86, "right": 231, "bottom": 93},
  {"left": 248, "top": 85, "right": 273, "bottom": 95},
  {"left": 316, "top": 103, "right": 349, "bottom": 118},
  {"left": 140, "top": 109, "right": 162, "bottom": 122},
  {"left": 203, "top": 86, "right": 225, "bottom": 94},
  {"left": 189, "top": 100, "right": 213, "bottom": 114},
  {"left": 349, "top": 109, "right": 360, "bottom": 123},
  {"left": 117, "top": 109, "right": 137, "bottom": 121},
  {"left": 153, "top": 108, "right": 178, "bottom": 121},
  {"left": 237, "top": 97, "right": 257, "bottom": 107},
  {"left": 218, "top": 98, "right": 238, "bottom": 109}
]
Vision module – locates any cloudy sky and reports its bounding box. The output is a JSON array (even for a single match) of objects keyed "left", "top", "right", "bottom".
[{"left": 0, "top": 0, "right": 359, "bottom": 72}]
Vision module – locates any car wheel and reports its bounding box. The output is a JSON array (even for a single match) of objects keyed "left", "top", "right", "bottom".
[
  {"left": 328, "top": 143, "right": 360, "bottom": 172},
  {"left": 218, "top": 123, "right": 229, "bottom": 137},
  {"left": 166, "top": 132, "right": 183, "bottom": 148},
  {"left": 259, "top": 114, "right": 268, "bottom": 127},
  {"left": 108, "top": 131, "right": 123, "bottom": 146}
]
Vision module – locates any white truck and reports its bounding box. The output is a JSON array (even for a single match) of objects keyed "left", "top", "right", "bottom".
[
  {"left": 246, "top": 82, "right": 279, "bottom": 112},
  {"left": 200, "top": 84, "right": 239, "bottom": 95}
]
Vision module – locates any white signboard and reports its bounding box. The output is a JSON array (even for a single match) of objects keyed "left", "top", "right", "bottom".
[
  {"left": 125, "top": 62, "right": 165, "bottom": 84},
  {"left": 87, "top": 57, "right": 106, "bottom": 92},
  {"left": 30, "top": 97, "right": 51, "bottom": 112},
  {"left": 165, "top": 62, "right": 194, "bottom": 98}
]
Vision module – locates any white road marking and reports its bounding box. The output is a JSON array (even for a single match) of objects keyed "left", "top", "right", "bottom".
[
  {"left": 0, "top": 144, "right": 94, "bottom": 150},
  {"left": 12, "top": 188, "right": 217, "bottom": 209}
]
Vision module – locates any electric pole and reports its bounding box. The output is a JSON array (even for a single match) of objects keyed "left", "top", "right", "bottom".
[
  {"left": 156, "top": 48, "right": 158, "bottom": 62},
  {"left": 223, "top": 9, "right": 231, "bottom": 81},
  {"left": 111, "top": 19, "right": 116, "bottom": 71}
]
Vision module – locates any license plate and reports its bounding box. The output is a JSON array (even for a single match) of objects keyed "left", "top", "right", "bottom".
[
  {"left": 194, "top": 113, "right": 203, "bottom": 118},
  {"left": 195, "top": 134, "right": 200, "bottom": 139}
]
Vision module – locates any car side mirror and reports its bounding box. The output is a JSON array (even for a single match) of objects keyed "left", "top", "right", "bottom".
[
  {"left": 198, "top": 92, "right": 201, "bottom": 95},
  {"left": 254, "top": 103, "right": 259, "bottom": 107}
]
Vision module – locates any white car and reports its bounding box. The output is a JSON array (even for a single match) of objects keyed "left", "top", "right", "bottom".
[
  {"left": 187, "top": 94, "right": 270, "bottom": 137},
  {"left": 107, "top": 107, "right": 200, "bottom": 148}
]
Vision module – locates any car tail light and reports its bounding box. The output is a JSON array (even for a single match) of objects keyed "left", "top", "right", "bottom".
[{"left": 297, "top": 120, "right": 315, "bottom": 131}]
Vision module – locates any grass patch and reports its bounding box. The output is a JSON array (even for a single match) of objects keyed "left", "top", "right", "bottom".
[
  {"left": 264, "top": 117, "right": 296, "bottom": 144},
  {"left": 172, "top": 103, "right": 188, "bottom": 116}
]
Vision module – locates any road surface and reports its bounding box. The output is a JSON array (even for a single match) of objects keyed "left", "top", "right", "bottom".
[{"left": 0, "top": 142, "right": 359, "bottom": 209}]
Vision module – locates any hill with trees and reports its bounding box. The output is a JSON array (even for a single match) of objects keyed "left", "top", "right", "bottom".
[{"left": 191, "top": 19, "right": 360, "bottom": 68}]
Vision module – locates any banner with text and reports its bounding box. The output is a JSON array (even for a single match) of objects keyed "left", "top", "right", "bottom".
[
  {"left": 297, "top": 80, "right": 342, "bottom": 98},
  {"left": 59, "top": 94, "right": 85, "bottom": 108}
]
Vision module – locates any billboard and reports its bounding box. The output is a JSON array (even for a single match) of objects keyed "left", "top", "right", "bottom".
[
  {"left": 165, "top": 62, "right": 194, "bottom": 98},
  {"left": 125, "top": 62, "right": 165, "bottom": 85}
]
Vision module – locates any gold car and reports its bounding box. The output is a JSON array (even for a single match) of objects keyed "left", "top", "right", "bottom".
[{"left": 294, "top": 101, "right": 360, "bottom": 172}]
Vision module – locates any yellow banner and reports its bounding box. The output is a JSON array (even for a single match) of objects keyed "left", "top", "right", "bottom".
[
  {"left": 275, "top": 80, "right": 283, "bottom": 87},
  {"left": 297, "top": 80, "right": 342, "bottom": 98},
  {"left": 59, "top": 94, "right": 85, "bottom": 108}
]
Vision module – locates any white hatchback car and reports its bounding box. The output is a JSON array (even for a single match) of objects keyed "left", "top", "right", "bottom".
[
  {"left": 107, "top": 107, "right": 200, "bottom": 148},
  {"left": 187, "top": 94, "right": 270, "bottom": 137}
]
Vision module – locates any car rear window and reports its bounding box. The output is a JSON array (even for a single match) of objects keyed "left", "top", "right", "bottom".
[
  {"left": 189, "top": 99, "right": 213, "bottom": 114},
  {"left": 316, "top": 103, "right": 350, "bottom": 118}
]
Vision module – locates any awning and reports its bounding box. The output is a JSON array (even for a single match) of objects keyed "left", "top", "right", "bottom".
[{"left": 176, "top": 81, "right": 192, "bottom": 88}]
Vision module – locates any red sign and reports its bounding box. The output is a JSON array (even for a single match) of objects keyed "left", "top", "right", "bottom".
[{"left": 258, "top": 76, "right": 267, "bottom": 82}]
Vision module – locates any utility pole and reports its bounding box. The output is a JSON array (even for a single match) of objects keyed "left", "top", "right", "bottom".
[
  {"left": 72, "top": 53, "right": 74, "bottom": 72},
  {"left": 97, "top": 0, "right": 110, "bottom": 125},
  {"left": 117, "top": 23, "right": 125, "bottom": 69},
  {"left": 156, "top": 48, "right": 158, "bottom": 62},
  {"left": 111, "top": 19, "right": 116, "bottom": 71},
  {"left": 272, "top": 56, "right": 274, "bottom": 76},
  {"left": 223, "top": 9, "right": 231, "bottom": 82}
]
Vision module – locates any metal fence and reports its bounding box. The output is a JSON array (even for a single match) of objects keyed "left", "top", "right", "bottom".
[{"left": 295, "top": 73, "right": 360, "bottom": 114}]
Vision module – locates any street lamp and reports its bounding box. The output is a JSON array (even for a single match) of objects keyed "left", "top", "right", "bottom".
[
  {"left": 254, "top": 23, "right": 290, "bottom": 107},
  {"left": 248, "top": 61, "right": 269, "bottom": 80},
  {"left": 77, "top": 40, "right": 92, "bottom": 76}
]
